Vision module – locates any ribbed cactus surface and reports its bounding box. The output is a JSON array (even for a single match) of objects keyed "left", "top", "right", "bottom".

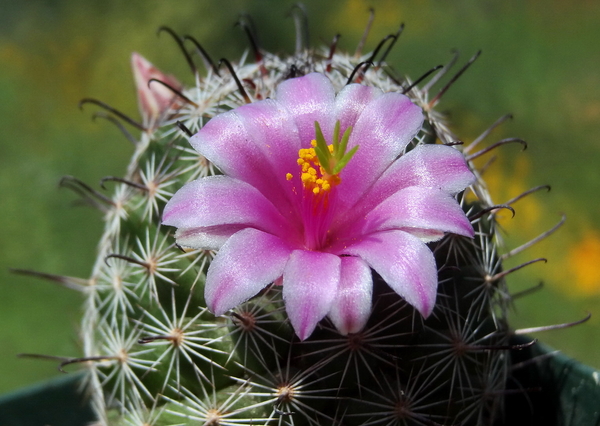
[{"left": 31, "top": 12, "right": 554, "bottom": 426}]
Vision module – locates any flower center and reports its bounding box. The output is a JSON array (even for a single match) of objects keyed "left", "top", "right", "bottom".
[
  {"left": 286, "top": 120, "right": 357, "bottom": 192},
  {"left": 286, "top": 121, "right": 358, "bottom": 250},
  {"left": 289, "top": 140, "right": 340, "bottom": 195}
]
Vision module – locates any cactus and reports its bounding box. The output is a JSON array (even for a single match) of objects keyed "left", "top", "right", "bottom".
[{"left": 23, "top": 9, "right": 569, "bottom": 426}]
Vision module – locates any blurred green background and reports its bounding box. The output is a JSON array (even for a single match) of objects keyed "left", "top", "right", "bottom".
[{"left": 1, "top": 0, "right": 599, "bottom": 394}]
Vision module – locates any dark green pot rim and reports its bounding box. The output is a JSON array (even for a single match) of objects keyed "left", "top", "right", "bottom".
[{"left": 506, "top": 335, "right": 600, "bottom": 426}]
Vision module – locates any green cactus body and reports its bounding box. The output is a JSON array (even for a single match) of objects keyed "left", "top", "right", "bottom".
[{"left": 49, "top": 17, "right": 541, "bottom": 426}]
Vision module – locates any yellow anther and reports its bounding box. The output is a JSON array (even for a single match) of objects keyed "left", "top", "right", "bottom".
[{"left": 287, "top": 135, "right": 350, "bottom": 196}]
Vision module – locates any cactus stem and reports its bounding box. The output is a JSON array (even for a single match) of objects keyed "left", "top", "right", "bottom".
[
  {"left": 33, "top": 11, "right": 565, "bottom": 423},
  {"left": 138, "top": 153, "right": 179, "bottom": 219},
  {"left": 224, "top": 290, "right": 289, "bottom": 365},
  {"left": 96, "top": 324, "right": 163, "bottom": 406},
  {"left": 353, "top": 363, "right": 448, "bottom": 426},
  {"left": 301, "top": 302, "right": 413, "bottom": 391},
  {"left": 176, "top": 247, "right": 214, "bottom": 278},
  {"left": 236, "top": 352, "right": 339, "bottom": 425},
  {"left": 121, "top": 396, "right": 165, "bottom": 426},
  {"left": 133, "top": 228, "right": 179, "bottom": 295},
  {"left": 138, "top": 288, "right": 222, "bottom": 355},
  {"left": 165, "top": 375, "right": 270, "bottom": 425}
]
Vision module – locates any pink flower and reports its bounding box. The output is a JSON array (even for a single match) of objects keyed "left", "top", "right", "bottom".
[
  {"left": 163, "top": 73, "right": 475, "bottom": 340},
  {"left": 131, "top": 53, "right": 181, "bottom": 128}
]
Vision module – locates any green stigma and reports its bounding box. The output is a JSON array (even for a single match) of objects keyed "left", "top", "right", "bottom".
[{"left": 314, "top": 120, "right": 359, "bottom": 176}]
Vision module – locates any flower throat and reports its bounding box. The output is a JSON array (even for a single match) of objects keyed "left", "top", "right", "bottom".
[{"left": 286, "top": 121, "right": 358, "bottom": 249}]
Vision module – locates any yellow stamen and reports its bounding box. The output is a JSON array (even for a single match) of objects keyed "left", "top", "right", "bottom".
[
  {"left": 285, "top": 121, "right": 358, "bottom": 196},
  {"left": 291, "top": 142, "right": 340, "bottom": 194}
]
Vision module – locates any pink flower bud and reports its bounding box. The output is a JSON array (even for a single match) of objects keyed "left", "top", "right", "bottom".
[{"left": 131, "top": 52, "right": 181, "bottom": 128}]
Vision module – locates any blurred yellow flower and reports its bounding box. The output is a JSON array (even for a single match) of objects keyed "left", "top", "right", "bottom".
[{"left": 569, "top": 232, "right": 600, "bottom": 294}]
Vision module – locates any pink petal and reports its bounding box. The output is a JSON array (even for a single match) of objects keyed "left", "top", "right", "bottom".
[
  {"left": 334, "top": 83, "right": 383, "bottom": 133},
  {"left": 328, "top": 257, "right": 373, "bottom": 335},
  {"left": 282, "top": 250, "right": 341, "bottom": 340},
  {"left": 378, "top": 144, "right": 475, "bottom": 193},
  {"left": 357, "top": 186, "right": 474, "bottom": 240},
  {"left": 205, "top": 228, "right": 293, "bottom": 316},
  {"left": 162, "top": 175, "right": 291, "bottom": 243},
  {"left": 174, "top": 225, "right": 246, "bottom": 250},
  {"left": 275, "top": 73, "right": 336, "bottom": 144},
  {"left": 336, "top": 144, "right": 475, "bottom": 229},
  {"left": 341, "top": 230, "right": 438, "bottom": 318},
  {"left": 337, "top": 92, "right": 424, "bottom": 209},
  {"left": 189, "top": 102, "right": 300, "bottom": 221}
]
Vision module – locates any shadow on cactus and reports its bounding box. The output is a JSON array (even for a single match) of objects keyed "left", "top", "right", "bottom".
[{"left": 15, "top": 6, "right": 594, "bottom": 426}]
